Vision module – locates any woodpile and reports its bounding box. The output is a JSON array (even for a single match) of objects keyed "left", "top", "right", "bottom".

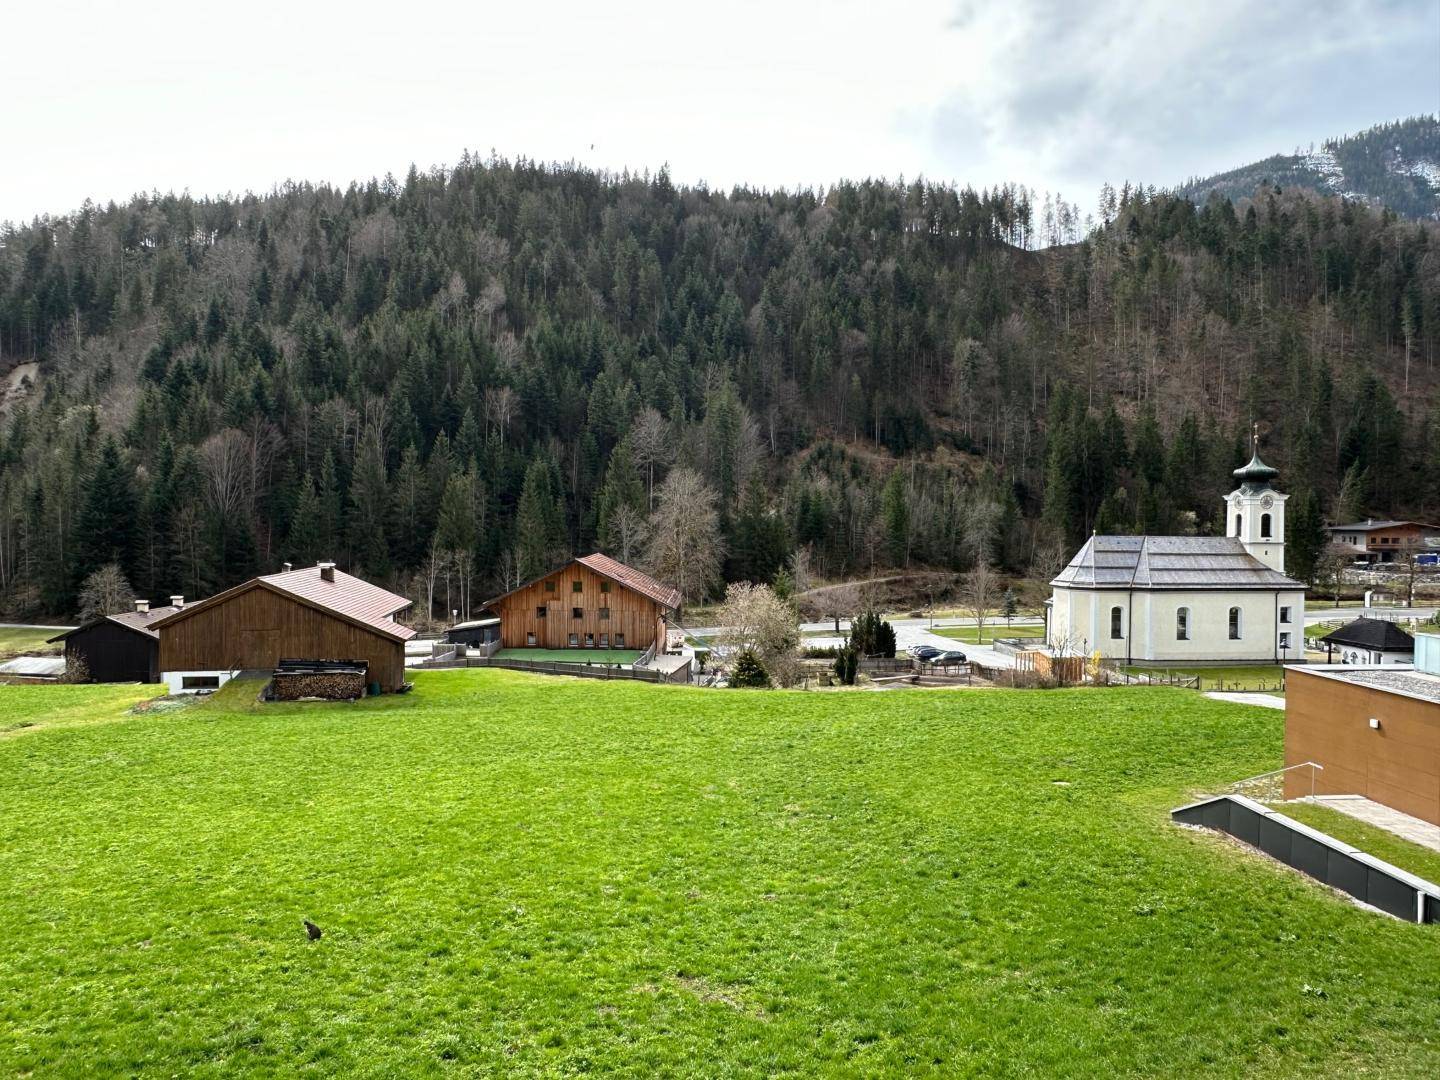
[{"left": 271, "top": 658, "right": 368, "bottom": 700}]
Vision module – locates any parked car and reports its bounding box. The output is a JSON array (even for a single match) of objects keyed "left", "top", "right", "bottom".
[
  {"left": 929, "top": 650, "right": 967, "bottom": 665},
  {"left": 911, "top": 645, "right": 942, "bottom": 661}
]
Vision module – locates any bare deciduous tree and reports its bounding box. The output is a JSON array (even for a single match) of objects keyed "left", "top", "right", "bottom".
[
  {"left": 644, "top": 467, "right": 723, "bottom": 606},
  {"left": 714, "top": 581, "right": 801, "bottom": 686},
  {"left": 630, "top": 407, "right": 671, "bottom": 509},
  {"left": 962, "top": 560, "right": 999, "bottom": 644},
  {"left": 484, "top": 385, "right": 520, "bottom": 448},
  {"left": 607, "top": 502, "right": 648, "bottom": 565},
  {"left": 77, "top": 563, "right": 135, "bottom": 620}
]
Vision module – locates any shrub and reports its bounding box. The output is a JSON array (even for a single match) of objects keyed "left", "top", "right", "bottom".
[
  {"left": 730, "top": 649, "right": 771, "bottom": 688},
  {"left": 849, "top": 609, "right": 896, "bottom": 658},
  {"left": 833, "top": 645, "right": 859, "bottom": 686}
]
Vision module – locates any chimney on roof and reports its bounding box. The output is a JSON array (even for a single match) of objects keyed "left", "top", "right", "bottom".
[
  {"left": 318, "top": 561, "right": 336, "bottom": 583},
  {"left": 170, "top": 595, "right": 184, "bottom": 609},
  {"left": 135, "top": 599, "right": 150, "bottom": 613},
  {"left": 282, "top": 561, "right": 292, "bottom": 573}
]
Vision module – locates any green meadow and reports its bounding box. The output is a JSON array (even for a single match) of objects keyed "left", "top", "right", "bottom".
[{"left": 2, "top": 673, "right": 1439, "bottom": 1076}]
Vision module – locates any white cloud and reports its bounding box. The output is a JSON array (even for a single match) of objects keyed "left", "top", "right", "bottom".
[{"left": 1, "top": 0, "right": 1434, "bottom": 222}]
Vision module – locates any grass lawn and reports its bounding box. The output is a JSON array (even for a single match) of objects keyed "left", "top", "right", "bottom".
[
  {"left": 493, "top": 648, "right": 643, "bottom": 665},
  {"left": 4, "top": 674, "right": 1440, "bottom": 1075},
  {"left": 932, "top": 624, "right": 1045, "bottom": 644},
  {"left": 0, "top": 626, "right": 65, "bottom": 659}
]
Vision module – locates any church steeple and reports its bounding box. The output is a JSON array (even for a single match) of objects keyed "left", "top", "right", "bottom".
[{"left": 1225, "top": 423, "right": 1287, "bottom": 572}]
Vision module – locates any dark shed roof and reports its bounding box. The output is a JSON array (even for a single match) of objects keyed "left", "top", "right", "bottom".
[
  {"left": 1320, "top": 618, "right": 1416, "bottom": 652},
  {"left": 48, "top": 604, "right": 182, "bottom": 644}
]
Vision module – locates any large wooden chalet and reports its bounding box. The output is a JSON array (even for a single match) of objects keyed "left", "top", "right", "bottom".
[
  {"left": 148, "top": 562, "right": 415, "bottom": 692},
  {"left": 484, "top": 553, "right": 680, "bottom": 653}
]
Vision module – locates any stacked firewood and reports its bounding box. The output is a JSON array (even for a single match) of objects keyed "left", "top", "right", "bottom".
[{"left": 272, "top": 670, "right": 367, "bottom": 700}]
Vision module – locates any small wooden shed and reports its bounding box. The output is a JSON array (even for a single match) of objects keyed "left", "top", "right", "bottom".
[
  {"left": 150, "top": 563, "right": 415, "bottom": 692},
  {"left": 47, "top": 597, "right": 186, "bottom": 683}
]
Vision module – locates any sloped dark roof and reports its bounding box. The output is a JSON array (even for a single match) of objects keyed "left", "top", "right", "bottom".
[
  {"left": 48, "top": 604, "right": 182, "bottom": 643},
  {"left": 1052, "top": 535, "right": 1304, "bottom": 590},
  {"left": 149, "top": 565, "right": 416, "bottom": 642},
  {"left": 1320, "top": 618, "right": 1416, "bottom": 652}
]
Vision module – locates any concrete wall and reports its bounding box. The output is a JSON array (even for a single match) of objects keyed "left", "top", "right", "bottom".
[{"left": 1049, "top": 587, "right": 1305, "bottom": 663}]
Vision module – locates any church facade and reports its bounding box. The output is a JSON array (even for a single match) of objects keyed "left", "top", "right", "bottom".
[{"left": 1046, "top": 448, "right": 1307, "bottom": 665}]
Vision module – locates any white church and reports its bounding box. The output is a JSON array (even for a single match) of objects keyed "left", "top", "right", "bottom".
[{"left": 1045, "top": 441, "right": 1306, "bottom": 665}]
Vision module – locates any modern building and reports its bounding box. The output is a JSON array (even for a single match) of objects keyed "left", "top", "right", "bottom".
[
  {"left": 1326, "top": 520, "right": 1440, "bottom": 563},
  {"left": 1318, "top": 618, "right": 1416, "bottom": 666},
  {"left": 1284, "top": 634, "right": 1440, "bottom": 826},
  {"left": 47, "top": 597, "right": 186, "bottom": 682},
  {"left": 149, "top": 562, "right": 415, "bottom": 693},
  {"left": 482, "top": 553, "right": 680, "bottom": 653},
  {"left": 1047, "top": 442, "right": 1306, "bottom": 664}
]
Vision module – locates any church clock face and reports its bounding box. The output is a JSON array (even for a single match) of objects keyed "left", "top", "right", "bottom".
[{"left": 1260, "top": 495, "right": 1274, "bottom": 510}]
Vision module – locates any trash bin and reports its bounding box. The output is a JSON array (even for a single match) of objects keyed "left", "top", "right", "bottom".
[{"left": 368, "top": 681, "right": 381, "bottom": 696}]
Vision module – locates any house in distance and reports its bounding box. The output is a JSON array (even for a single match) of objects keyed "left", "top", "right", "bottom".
[
  {"left": 149, "top": 562, "right": 415, "bottom": 693},
  {"left": 47, "top": 596, "right": 187, "bottom": 683},
  {"left": 483, "top": 553, "right": 680, "bottom": 653},
  {"left": 1046, "top": 437, "right": 1306, "bottom": 665}
]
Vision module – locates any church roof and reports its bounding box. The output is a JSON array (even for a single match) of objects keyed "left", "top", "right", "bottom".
[{"left": 1051, "top": 535, "right": 1304, "bottom": 591}]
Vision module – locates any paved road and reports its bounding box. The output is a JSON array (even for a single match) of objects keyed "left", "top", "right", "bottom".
[{"left": 689, "top": 616, "right": 1025, "bottom": 669}]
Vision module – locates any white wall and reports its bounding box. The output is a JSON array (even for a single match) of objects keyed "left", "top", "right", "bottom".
[
  {"left": 162, "top": 669, "right": 237, "bottom": 694},
  {"left": 1049, "top": 587, "right": 1306, "bottom": 663}
]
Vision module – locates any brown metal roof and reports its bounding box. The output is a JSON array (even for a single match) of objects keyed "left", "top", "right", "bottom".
[
  {"left": 575, "top": 552, "right": 682, "bottom": 609},
  {"left": 149, "top": 565, "right": 416, "bottom": 641},
  {"left": 48, "top": 604, "right": 182, "bottom": 643},
  {"left": 483, "top": 553, "right": 681, "bottom": 611}
]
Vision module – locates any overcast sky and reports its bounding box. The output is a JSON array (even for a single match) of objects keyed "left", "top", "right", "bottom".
[{"left": 4, "top": 0, "right": 1437, "bottom": 224}]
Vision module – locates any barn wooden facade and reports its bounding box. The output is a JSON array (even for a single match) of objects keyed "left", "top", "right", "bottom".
[
  {"left": 150, "top": 563, "right": 415, "bottom": 691},
  {"left": 485, "top": 553, "right": 681, "bottom": 652}
]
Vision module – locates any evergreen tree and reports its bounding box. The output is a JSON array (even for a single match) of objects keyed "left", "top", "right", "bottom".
[{"left": 73, "top": 438, "right": 137, "bottom": 589}]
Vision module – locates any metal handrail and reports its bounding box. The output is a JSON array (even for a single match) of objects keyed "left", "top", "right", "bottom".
[{"left": 1229, "top": 761, "right": 1324, "bottom": 801}]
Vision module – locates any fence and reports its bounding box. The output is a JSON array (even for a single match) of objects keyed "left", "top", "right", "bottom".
[
  {"left": 1013, "top": 650, "right": 1085, "bottom": 684},
  {"left": 419, "top": 656, "right": 664, "bottom": 682}
]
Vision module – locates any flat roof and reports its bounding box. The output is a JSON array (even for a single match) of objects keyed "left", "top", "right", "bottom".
[{"left": 1287, "top": 663, "right": 1440, "bottom": 706}]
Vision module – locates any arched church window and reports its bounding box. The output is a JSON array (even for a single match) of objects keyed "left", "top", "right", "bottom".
[
  {"left": 1228, "top": 607, "right": 1242, "bottom": 640},
  {"left": 1176, "top": 607, "right": 1190, "bottom": 640},
  {"left": 1110, "top": 606, "right": 1123, "bottom": 639},
  {"left": 1234, "top": 514, "right": 1242, "bottom": 535},
  {"left": 1260, "top": 513, "right": 1272, "bottom": 538}
]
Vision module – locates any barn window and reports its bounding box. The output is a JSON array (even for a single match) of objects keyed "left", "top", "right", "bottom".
[
  {"left": 536, "top": 606, "right": 546, "bottom": 619},
  {"left": 616, "top": 634, "right": 626, "bottom": 648},
  {"left": 526, "top": 632, "right": 536, "bottom": 645},
  {"left": 181, "top": 675, "right": 220, "bottom": 690},
  {"left": 600, "top": 581, "right": 611, "bottom": 593},
  {"left": 599, "top": 607, "right": 610, "bottom": 620},
  {"left": 568, "top": 633, "right": 579, "bottom": 647},
  {"left": 1110, "top": 606, "right": 1123, "bottom": 639},
  {"left": 585, "top": 632, "right": 595, "bottom": 647},
  {"left": 1260, "top": 513, "right": 1272, "bottom": 538},
  {"left": 544, "top": 580, "right": 556, "bottom": 592},
  {"left": 573, "top": 580, "right": 583, "bottom": 592},
  {"left": 1228, "top": 607, "right": 1242, "bottom": 639},
  {"left": 1176, "top": 607, "right": 1190, "bottom": 640},
  {"left": 572, "top": 607, "right": 583, "bottom": 619},
  {"left": 600, "top": 633, "right": 609, "bottom": 647}
]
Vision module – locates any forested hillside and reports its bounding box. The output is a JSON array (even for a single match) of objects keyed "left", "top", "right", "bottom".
[
  {"left": 1179, "top": 116, "right": 1440, "bottom": 221},
  {"left": 1, "top": 155, "right": 1437, "bottom": 621}
]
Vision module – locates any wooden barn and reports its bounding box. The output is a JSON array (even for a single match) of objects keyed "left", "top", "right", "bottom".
[
  {"left": 47, "top": 597, "right": 187, "bottom": 683},
  {"left": 149, "top": 562, "right": 415, "bottom": 693},
  {"left": 484, "top": 553, "right": 681, "bottom": 653}
]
